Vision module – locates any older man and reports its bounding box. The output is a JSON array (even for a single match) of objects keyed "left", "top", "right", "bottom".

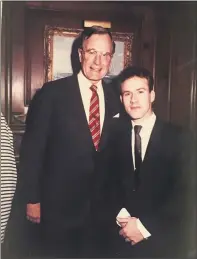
[{"left": 19, "top": 26, "right": 120, "bottom": 257}]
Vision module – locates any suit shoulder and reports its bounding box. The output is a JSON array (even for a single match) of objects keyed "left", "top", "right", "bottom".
[
  {"left": 157, "top": 119, "right": 190, "bottom": 144},
  {"left": 103, "top": 79, "right": 118, "bottom": 97},
  {"left": 42, "top": 75, "right": 75, "bottom": 91},
  {"left": 113, "top": 115, "right": 131, "bottom": 139},
  {"left": 157, "top": 119, "right": 182, "bottom": 133},
  {"left": 103, "top": 80, "right": 121, "bottom": 113},
  {"left": 32, "top": 75, "right": 77, "bottom": 101}
]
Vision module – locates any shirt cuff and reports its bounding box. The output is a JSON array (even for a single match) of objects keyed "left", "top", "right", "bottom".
[{"left": 136, "top": 218, "right": 151, "bottom": 238}]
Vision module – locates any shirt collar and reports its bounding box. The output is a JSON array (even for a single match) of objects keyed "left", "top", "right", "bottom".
[
  {"left": 131, "top": 112, "right": 156, "bottom": 130},
  {"left": 77, "top": 70, "right": 102, "bottom": 90}
]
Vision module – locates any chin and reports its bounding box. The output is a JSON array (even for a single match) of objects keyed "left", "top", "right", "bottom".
[
  {"left": 129, "top": 111, "right": 141, "bottom": 118},
  {"left": 90, "top": 76, "right": 102, "bottom": 82}
]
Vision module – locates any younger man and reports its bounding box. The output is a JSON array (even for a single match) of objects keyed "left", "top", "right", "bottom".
[{"left": 112, "top": 66, "right": 193, "bottom": 257}]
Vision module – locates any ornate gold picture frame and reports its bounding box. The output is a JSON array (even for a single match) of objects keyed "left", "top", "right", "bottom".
[{"left": 44, "top": 25, "right": 134, "bottom": 82}]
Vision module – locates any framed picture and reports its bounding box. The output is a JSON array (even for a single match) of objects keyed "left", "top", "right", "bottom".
[{"left": 44, "top": 25, "right": 134, "bottom": 82}]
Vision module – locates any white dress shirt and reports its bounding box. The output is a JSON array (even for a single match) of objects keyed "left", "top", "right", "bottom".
[
  {"left": 77, "top": 71, "right": 105, "bottom": 132},
  {"left": 130, "top": 112, "right": 156, "bottom": 238},
  {"left": 131, "top": 113, "right": 156, "bottom": 169}
]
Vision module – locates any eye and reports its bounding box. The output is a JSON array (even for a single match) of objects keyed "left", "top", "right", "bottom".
[
  {"left": 138, "top": 90, "right": 145, "bottom": 94},
  {"left": 103, "top": 52, "right": 112, "bottom": 58},
  {"left": 123, "top": 92, "right": 131, "bottom": 97},
  {"left": 87, "top": 49, "right": 97, "bottom": 55}
]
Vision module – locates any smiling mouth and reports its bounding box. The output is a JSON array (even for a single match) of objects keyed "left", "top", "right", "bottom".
[{"left": 90, "top": 67, "right": 101, "bottom": 72}]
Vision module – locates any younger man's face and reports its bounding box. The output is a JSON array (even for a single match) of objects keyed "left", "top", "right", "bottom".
[{"left": 120, "top": 76, "right": 155, "bottom": 123}]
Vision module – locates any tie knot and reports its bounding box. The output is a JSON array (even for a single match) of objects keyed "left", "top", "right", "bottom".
[
  {"left": 134, "top": 125, "right": 142, "bottom": 135},
  {"left": 90, "top": 85, "right": 98, "bottom": 92}
]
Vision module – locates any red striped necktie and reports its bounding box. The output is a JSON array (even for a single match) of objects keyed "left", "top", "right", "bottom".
[{"left": 89, "top": 85, "right": 100, "bottom": 151}]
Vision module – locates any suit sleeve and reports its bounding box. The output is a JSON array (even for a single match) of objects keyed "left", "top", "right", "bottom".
[
  {"left": 19, "top": 83, "right": 54, "bottom": 203},
  {"left": 140, "top": 128, "right": 195, "bottom": 255}
]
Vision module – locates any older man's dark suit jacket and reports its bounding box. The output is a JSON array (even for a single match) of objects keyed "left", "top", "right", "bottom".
[
  {"left": 111, "top": 114, "right": 193, "bottom": 258},
  {"left": 19, "top": 74, "right": 120, "bottom": 255}
]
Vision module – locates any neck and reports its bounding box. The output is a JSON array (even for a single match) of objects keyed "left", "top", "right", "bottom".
[{"left": 132, "top": 112, "right": 153, "bottom": 125}]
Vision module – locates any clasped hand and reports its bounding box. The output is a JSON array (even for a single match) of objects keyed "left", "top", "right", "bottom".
[{"left": 117, "top": 216, "right": 144, "bottom": 245}]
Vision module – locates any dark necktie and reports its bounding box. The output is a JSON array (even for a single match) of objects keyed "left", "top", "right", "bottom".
[
  {"left": 134, "top": 125, "right": 142, "bottom": 190},
  {"left": 134, "top": 125, "right": 142, "bottom": 171},
  {"left": 89, "top": 85, "right": 100, "bottom": 151}
]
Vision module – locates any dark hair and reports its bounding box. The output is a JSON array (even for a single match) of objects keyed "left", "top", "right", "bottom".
[
  {"left": 117, "top": 66, "right": 154, "bottom": 93},
  {"left": 80, "top": 26, "right": 116, "bottom": 54}
]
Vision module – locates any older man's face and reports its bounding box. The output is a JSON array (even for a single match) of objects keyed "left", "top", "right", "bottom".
[{"left": 78, "top": 34, "right": 113, "bottom": 84}]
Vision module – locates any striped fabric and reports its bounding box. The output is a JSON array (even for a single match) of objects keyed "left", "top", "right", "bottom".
[
  {"left": 89, "top": 85, "right": 100, "bottom": 151},
  {"left": 1, "top": 113, "right": 17, "bottom": 243}
]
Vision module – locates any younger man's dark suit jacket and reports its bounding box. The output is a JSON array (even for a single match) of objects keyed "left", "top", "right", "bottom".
[
  {"left": 19, "top": 74, "right": 120, "bottom": 254},
  {"left": 111, "top": 115, "right": 193, "bottom": 258}
]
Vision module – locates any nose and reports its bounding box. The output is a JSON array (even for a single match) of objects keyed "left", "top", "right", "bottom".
[
  {"left": 130, "top": 93, "right": 138, "bottom": 103},
  {"left": 94, "top": 53, "right": 102, "bottom": 65}
]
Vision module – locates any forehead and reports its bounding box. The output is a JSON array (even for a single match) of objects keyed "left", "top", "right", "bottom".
[
  {"left": 121, "top": 76, "right": 149, "bottom": 91},
  {"left": 83, "top": 34, "right": 113, "bottom": 52}
]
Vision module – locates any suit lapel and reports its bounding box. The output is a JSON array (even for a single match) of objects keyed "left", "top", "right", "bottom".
[
  {"left": 98, "top": 82, "right": 109, "bottom": 150},
  {"left": 124, "top": 118, "right": 134, "bottom": 170},
  {"left": 98, "top": 80, "right": 118, "bottom": 151},
  {"left": 140, "top": 119, "right": 163, "bottom": 175},
  {"left": 120, "top": 118, "right": 136, "bottom": 192},
  {"left": 69, "top": 75, "right": 94, "bottom": 149}
]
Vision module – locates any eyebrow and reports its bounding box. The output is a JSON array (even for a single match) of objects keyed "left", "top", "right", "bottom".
[
  {"left": 86, "top": 48, "right": 112, "bottom": 54},
  {"left": 136, "top": 87, "right": 147, "bottom": 90},
  {"left": 122, "top": 87, "right": 147, "bottom": 93},
  {"left": 122, "top": 90, "right": 131, "bottom": 94}
]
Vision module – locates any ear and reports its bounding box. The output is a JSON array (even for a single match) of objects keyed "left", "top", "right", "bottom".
[
  {"left": 150, "top": 90, "right": 155, "bottom": 103},
  {"left": 78, "top": 48, "right": 82, "bottom": 63},
  {"left": 120, "top": 95, "right": 123, "bottom": 103}
]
